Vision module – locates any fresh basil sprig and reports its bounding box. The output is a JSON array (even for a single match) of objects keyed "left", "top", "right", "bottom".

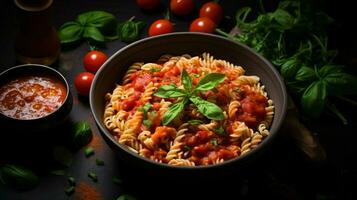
[
  {"left": 0, "top": 164, "right": 39, "bottom": 190},
  {"left": 71, "top": 121, "right": 93, "bottom": 149},
  {"left": 155, "top": 69, "right": 225, "bottom": 125},
  {"left": 217, "top": 0, "right": 357, "bottom": 124},
  {"left": 59, "top": 11, "right": 117, "bottom": 44},
  {"left": 117, "top": 17, "right": 145, "bottom": 43}
]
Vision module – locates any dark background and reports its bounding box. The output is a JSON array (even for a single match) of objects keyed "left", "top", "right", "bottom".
[{"left": 0, "top": 0, "right": 356, "bottom": 200}]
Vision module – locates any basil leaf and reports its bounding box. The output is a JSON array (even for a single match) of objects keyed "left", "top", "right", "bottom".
[
  {"left": 273, "top": 9, "right": 294, "bottom": 29},
  {"left": 189, "top": 96, "right": 224, "bottom": 120},
  {"left": 162, "top": 100, "right": 186, "bottom": 125},
  {"left": 143, "top": 119, "right": 152, "bottom": 128},
  {"left": 213, "top": 126, "right": 226, "bottom": 136},
  {"left": 187, "top": 119, "right": 204, "bottom": 125},
  {"left": 77, "top": 11, "right": 116, "bottom": 28},
  {"left": 324, "top": 72, "right": 357, "bottom": 95},
  {"left": 83, "top": 26, "right": 105, "bottom": 42},
  {"left": 318, "top": 65, "right": 344, "bottom": 78},
  {"left": 88, "top": 172, "right": 98, "bottom": 182},
  {"left": 211, "top": 138, "right": 218, "bottom": 146},
  {"left": 65, "top": 186, "right": 75, "bottom": 196},
  {"left": 59, "top": 21, "right": 83, "bottom": 44},
  {"left": 118, "top": 19, "right": 145, "bottom": 43},
  {"left": 71, "top": 121, "right": 93, "bottom": 149},
  {"left": 301, "top": 81, "right": 327, "bottom": 118},
  {"left": 117, "top": 194, "right": 136, "bottom": 200},
  {"left": 194, "top": 73, "right": 225, "bottom": 92},
  {"left": 52, "top": 145, "right": 73, "bottom": 167},
  {"left": 154, "top": 84, "right": 186, "bottom": 98},
  {"left": 84, "top": 147, "right": 95, "bottom": 158},
  {"left": 280, "top": 58, "right": 300, "bottom": 80},
  {"left": 112, "top": 177, "right": 123, "bottom": 185},
  {"left": 182, "top": 69, "right": 192, "bottom": 92},
  {"left": 295, "top": 66, "right": 316, "bottom": 82},
  {"left": 0, "top": 164, "right": 39, "bottom": 190}
]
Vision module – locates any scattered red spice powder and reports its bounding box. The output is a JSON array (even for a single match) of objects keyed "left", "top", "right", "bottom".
[{"left": 75, "top": 182, "right": 103, "bottom": 200}]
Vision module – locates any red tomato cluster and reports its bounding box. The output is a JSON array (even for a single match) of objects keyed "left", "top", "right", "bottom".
[
  {"left": 139, "top": 0, "right": 223, "bottom": 36},
  {"left": 74, "top": 50, "right": 108, "bottom": 96}
]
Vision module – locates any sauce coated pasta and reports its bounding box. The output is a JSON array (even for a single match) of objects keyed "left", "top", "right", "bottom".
[{"left": 104, "top": 53, "right": 274, "bottom": 166}]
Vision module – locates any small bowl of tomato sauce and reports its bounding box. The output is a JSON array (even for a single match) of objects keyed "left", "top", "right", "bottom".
[{"left": 0, "top": 64, "right": 72, "bottom": 132}]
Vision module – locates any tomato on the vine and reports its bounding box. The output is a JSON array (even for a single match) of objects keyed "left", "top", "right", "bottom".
[
  {"left": 189, "top": 17, "right": 216, "bottom": 33},
  {"left": 74, "top": 72, "right": 94, "bottom": 96},
  {"left": 199, "top": 1, "right": 223, "bottom": 25},
  {"left": 170, "top": 0, "right": 195, "bottom": 16},
  {"left": 83, "top": 50, "right": 108, "bottom": 74},
  {"left": 136, "top": 0, "right": 161, "bottom": 10},
  {"left": 148, "top": 19, "right": 174, "bottom": 36}
]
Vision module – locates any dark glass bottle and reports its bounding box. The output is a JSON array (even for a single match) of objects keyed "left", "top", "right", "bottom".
[{"left": 14, "top": 0, "right": 60, "bottom": 65}]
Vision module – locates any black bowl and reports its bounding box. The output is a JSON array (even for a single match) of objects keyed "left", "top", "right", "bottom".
[
  {"left": 90, "top": 32, "right": 287, "bottom": 177},
  {"left": 0, "top": 64, "right": 73, "bottom": 133}
]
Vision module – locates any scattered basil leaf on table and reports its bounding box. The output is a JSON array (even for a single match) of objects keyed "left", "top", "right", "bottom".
[
  {"left": 118, "top": 17, "right": 145, "bottom": 43},
  {"left": 84, "top": 147, "right": 95, "bottom": 158},
  {"left": 59, "top": 11, "right": 117, "bottom": 45},
  {"left": 49, "top": 169, "right": 67, "bottom": 176},
  {"left": 88, "top": 172, "right": 98, "bottom": 182},
  {"left": 71, "top": 121, "right": 93, "bottom": 149},
  {"left": 0, "top": 164, "right": 39, "bottom": 190},
  {"left": 65, "top": 186, "right": 75, "bottom": 196},
  {"left": 95, "top": 158, "right": 105, "bottom": 166},
  {"left": 67, "top": 176, "right": 76, "bottom": 186}
]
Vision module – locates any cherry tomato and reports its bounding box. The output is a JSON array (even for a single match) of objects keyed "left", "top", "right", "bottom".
[
  {"left": 83, "top": 50, "right": 108, "bottom": 74},
  {"left": 199, "top": 1, "right": 223, "bottom": 25},
  {"left": 148, "top": 19, "right": 174, "bottom": 36},
  {"left": 74, "top": 72, "right": 94, "bottom": 96},
  {"left": 189, "top": 17, "right": 216, "bottom": 33},
  {"left": 136, "top": 0, "right": 160, "bottom": 10},
  {"left": 170, "top": 0, "right": 195, "bottom": 16}
]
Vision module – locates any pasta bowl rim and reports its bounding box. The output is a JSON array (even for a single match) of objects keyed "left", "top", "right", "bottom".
[{"left": 90, "top": 32, "right": 287, "bottom": 169}]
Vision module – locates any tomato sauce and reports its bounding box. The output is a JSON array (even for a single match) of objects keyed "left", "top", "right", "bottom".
[{"left": 0, "top": 75, "right": 66, "bottom": 119}]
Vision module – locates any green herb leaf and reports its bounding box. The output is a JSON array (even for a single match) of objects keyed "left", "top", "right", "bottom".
[
  {"left": 83, "top": 26, "right": 105, "bottom": 42},
  {"left": 213, "top": 126, "right": 226, "bottom": 136},
  {"left": 187, "top": 119, "right": 204, "bottom": 125},
  {"left": 273, "top": 9, "right": 294, "bottom": 29},
  {"left": 143, "top": 119, "right": 152, "bottom": 128},
  {"left": 112, "top": 177, "right": 123, "bottom": 185},
  {"left": 59, "top": 21, "right": 83, "bottom": 44},
  {"left": 96, "top": 159, "right": 105, "bottom": 166},
  {"left": 65, "top": 186, "right": 75, "bottom": 196},
  {"left": 71, "top": 121, "right": 93, "bottom": 149},
  {"left": 154, "top": 84, "right": 186, "bottom": 98},
  {"left": 323, "top": 72, "right": 357, "bottom": 95},
  {"left": 211, "top": 138, "right": 219, "bottom": 146},
  {"left": 194, "top": 73, "right": 225, "bottom": 92},
  {"left": 52, "top": 145, "right": 73, "bottom": 167},
  {"left": 318, "top": 65, "right": 344, "bottom": 78},
  {"left": 189, "top": 96, "right": 224, "bottom": 120},
  {"left": 84, "top": 147, "right": 95, "bottom": 158},
  {"left": 118, "top": 18, "right": 145, "bottom": 43},
  {"left": 301, "top": 80, "right": 327, "bottom": 118},
  {"left": 67, "top": 176, "right": 76, "bottom": 186},
  {"left": 162, "top": 100, "right": 186, "bottom": 125},
  {"left": 117, "top": 194, "right": 136, "bottom": 200},
  {"left": 77, "top": 11, "right": 116, "bottom": 29},
  {"left": 280, "top": 58, "right": 300, "bottom": 80},
  {"left": 182, "top": 69, "right": 192, "bottom": 92},
  {"left": 295, "top": 66, "right": 316, "bottom": 82},
  {"left": 0, "top": 164, "right": 39, "bottom": 190},
  {"left": 88, "top": 172, "right": 98, "bottom": 182}
]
